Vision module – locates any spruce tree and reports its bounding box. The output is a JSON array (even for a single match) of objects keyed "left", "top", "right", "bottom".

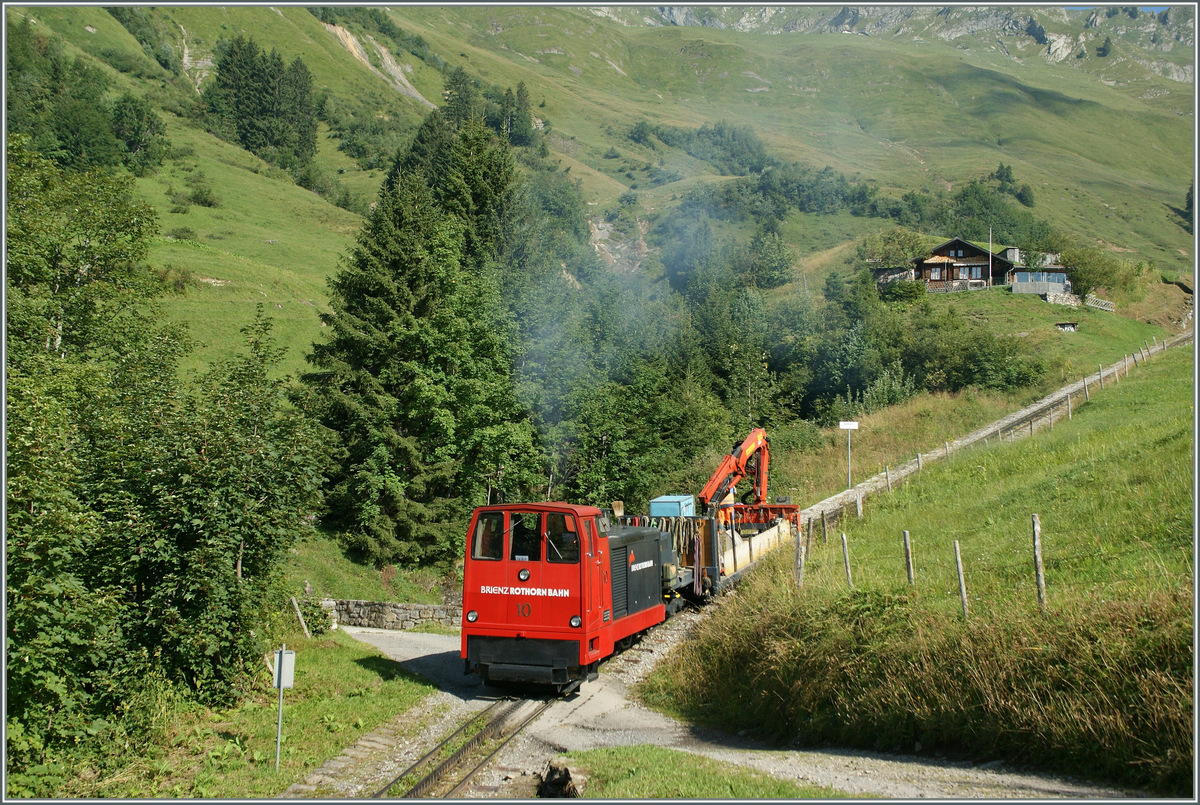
[
  {"left": 511, "top": 81, "right": 535, "bottom": 146},
  {"left": 304, "top": 169, "right": 538, "bottom": 566},
  {"left": 387, "top": 113, "right": 515, "bottom": 267},
  {"left": 282, "top": 57, "right": 317, "bottom": 164},
  {"left": 205, "top": 36, "right": 316, "bottom": 169},
  {"left": 442, "top": 66, "right": 479, "bottom": 129}
]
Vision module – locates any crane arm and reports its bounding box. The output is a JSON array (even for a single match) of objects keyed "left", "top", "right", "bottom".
[{"left": 697, "top": 428, "right": 771, "bottom": 513}]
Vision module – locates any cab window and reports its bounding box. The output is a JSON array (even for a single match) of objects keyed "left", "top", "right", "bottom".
[
  {"left": 471, "top": 512, "right": 504, "bottom": 561},
  {"left": 546, "top": 512, "right": 580, "bottom": 564},
  {"left": 510, "top": 512, "right": 541, "bottom": 562}
]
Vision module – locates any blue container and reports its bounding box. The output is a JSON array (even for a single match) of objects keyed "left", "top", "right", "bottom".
[{"left": 649, "top": 494, "right": 696, "bottom": 518}]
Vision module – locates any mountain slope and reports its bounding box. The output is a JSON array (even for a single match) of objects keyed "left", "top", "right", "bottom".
[{"left": 8, "top": 5, "right": 1193, "bottom": 377}]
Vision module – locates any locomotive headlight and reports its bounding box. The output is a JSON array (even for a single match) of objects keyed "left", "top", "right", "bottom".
[
  {"left": 466, "top": 610, "right": 478, "bottom": 623},
  {"left": 518, "top": 568, "right": 530, "bottom": 582},
  {"left": 569, "top": 616, "right": 582, "bottom": 628}
]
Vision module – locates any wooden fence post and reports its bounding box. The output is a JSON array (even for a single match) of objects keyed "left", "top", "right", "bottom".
[
  {"left": 821, "top": 509, "right": 828, "bottom": 544},
  {"left": 804, "top": 516, "right": 813, "bottom": 564},
  {"left": 856, "top": 494, "right": 863, "bottom": 519},
  {"left": 291, "top": 596, "right": 311, "bottom": 639},
  {"left": 885, "top": 464, "right": 892, "bottom": 493},
  {"left": 1067, "top": 393, "right": 1072, "bottom": 420},
  {"left": 903, "top": 530, "right": 914, "bottom": 585},
  {"left": 945, "top": 440, "right": 951, "bottom": 460},
  {"left": 1032, "top": 514, "right": 1046, "bottom": 614},
  {"left": 841, "top": 533, "right": 853, "bottom": 589},
  {"left": 954, "top": 541, "right": 968, "bottom": 620},
  {"left": 797, "top": 543, "right": 807, "bottom": 590},
  {"left": 1098, "top": 364, "right": 1104, "bottom": 390},
  {"left": 917, "top": 452, "right": 923, "bottom": 471},
  {"left": 794, "top": 517, "right": 802, "bottom": 587},
  {"left": 1084, "top": 380, "right": 1090, "bottom": 401},
  {"left": 1030, "top": 419, "right": 1034, "bottom": 438}
]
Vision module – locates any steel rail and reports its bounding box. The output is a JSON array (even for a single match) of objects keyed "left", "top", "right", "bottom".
[
  {"left": 377, "top": 680, "right": 581, "bottom": 799},
  {"left": 443, "top": 694, "right": 563, "bottom": 798},
  {"left": 399, "top": 697, "right": 527, "bottom": 798},
  {"left": 371, "top": 697, "right": 512, "bottom": 799}
]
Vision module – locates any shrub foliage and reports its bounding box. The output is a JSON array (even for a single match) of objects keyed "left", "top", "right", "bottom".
[{"left": 6, "top": 138, "right": 324, "bottom": 793}]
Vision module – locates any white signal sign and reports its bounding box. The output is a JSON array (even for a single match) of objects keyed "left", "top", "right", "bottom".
[{"left": 839, "top": 421, "right": 859, "bottom": 430}]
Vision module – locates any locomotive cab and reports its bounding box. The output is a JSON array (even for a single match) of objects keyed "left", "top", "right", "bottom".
[
  {"left": 461, "top": 504, "right": 612, "bottom": 687},
  {"left": 461, "top": 503, "right": 677, "bottom": 688}
]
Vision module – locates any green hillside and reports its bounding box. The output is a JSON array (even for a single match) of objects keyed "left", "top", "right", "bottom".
[
  {"left": 384, "top": 6, "right": 1193, "bottom": 268},
  {"left": 7, "top": 4, "right": 1193, "bottom": 379}
]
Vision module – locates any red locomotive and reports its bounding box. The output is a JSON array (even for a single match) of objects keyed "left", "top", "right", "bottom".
[
  {"left": 460, "top": 430, "right": 801, "bottom": 688},
  {"left": 460, "top": 503, "right": 689, "bottom": 687}
]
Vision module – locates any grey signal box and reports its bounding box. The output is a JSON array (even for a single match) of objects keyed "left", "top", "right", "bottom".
[{"left": 274, "top": 649, "right": 295, "bottom": 690}]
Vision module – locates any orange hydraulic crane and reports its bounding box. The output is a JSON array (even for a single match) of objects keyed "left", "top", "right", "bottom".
[
  {"left": 698, "top": 428, "right": 770, "bottom": 514},
  {"left": 697, "top": 428, "right": 799, "bottom": 530}
]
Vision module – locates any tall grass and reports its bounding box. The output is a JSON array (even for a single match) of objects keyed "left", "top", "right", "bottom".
[
  {"left": 49, "top": 627, "right": 436, "bottom": 798},
  {"left": 640, "top": 345, "right": 1193, "bottom": 795}
]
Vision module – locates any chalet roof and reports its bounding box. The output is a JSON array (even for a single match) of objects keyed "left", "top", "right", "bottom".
[
  {"left": 929, "top": 236, "right": 981, "bottom": 253},
  {"left": 912, "top": 236, "right": 1015, "bottom": 268}
]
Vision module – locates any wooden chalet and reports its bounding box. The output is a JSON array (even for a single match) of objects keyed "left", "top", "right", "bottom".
[{"left": 910, "top": 237, "right": 1014, "bottom": 293}]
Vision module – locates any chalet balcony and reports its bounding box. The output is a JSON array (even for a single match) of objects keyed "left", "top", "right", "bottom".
[{"left": 925, "top": 279, "right": 990, "bottom": 293}]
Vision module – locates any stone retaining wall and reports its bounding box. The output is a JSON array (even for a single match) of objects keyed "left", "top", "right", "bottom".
[{"left": 321, "top": 599, "right": 461, "bottom": 631}]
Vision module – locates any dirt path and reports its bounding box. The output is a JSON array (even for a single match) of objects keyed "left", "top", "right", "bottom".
[{"left": 284, "top": 620, "right": 1143, "bottom": 799}]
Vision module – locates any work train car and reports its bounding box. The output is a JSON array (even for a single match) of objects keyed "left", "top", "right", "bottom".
[{"left": 460, "top": 502, "right": 689, "bottom": 687}]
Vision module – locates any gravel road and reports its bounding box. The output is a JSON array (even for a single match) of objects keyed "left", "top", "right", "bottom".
[{"left": 285, "top": 614, "right": 1143, "bottom": 799}]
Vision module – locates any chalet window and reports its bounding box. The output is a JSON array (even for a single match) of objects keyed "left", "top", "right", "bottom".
[
  {"left": 931, "top": 267, "right": 942, "bottom": 280},
  {"left": 971, "top": 266, "right": 982, "bottom": 279}
]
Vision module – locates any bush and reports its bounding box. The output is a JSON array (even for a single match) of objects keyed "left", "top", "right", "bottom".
[
  {"left": 769, "top": 419, "right": 823, "bottom": 454},
  {"left": 98, "top": 47, "right": 161, "bottom": 79},
  {"left": 185, "top": 176, "right": 219, "bottom": 207},
  {"left": 155, "top": 263, "right": 194, "bottom": 293},
  {"left": 879, "top": 280, "right": 926, "bottom": 304},
  {"left": 297, "top": 596, "right": 331, "bottom": 636}
]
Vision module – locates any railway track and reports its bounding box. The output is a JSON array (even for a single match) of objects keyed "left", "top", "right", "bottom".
[{"left": 372, "top": 684, "right": 578, "bottom": 799}]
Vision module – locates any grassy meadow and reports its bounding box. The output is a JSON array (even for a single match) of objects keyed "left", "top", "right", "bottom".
[
  {"left": 7, "top": 6, "right": 1193, "bottom": 797},
  {"left": 386, "top": 6, "right": 1194, "bottom": 275},
  {"left": 561, "top": 745, "right": 849, "bottom": 798},
  {"left": 640, "top": 342, "right": 1194, "bottom": 795},
  {"left": 699, "top": 287, "right": 1175, "bottom": 507},
  {"left": 42, "top": 627, "right": 436, "bottom": 798}
]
